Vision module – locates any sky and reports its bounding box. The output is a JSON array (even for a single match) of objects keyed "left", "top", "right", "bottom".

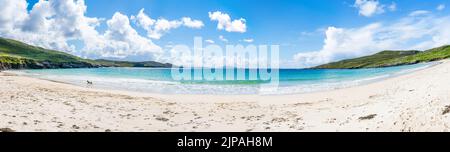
[{"left": 0, "top": 0, "right": 449, "bottom": 68}]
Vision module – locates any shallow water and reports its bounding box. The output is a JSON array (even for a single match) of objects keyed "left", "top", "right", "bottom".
[{"left": 15, "top": 62, "right": 436, "bottom": 95}]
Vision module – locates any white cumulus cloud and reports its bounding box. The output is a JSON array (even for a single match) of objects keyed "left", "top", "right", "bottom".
[
  {"left": 0, "top": 0, "right": 28, "bottom": 30},
  {"left": 131, "top": 9, "right": 155, "bottom": 29},
  {"left": 0, "top": 0, "right": 100, "bottom": 53},
  {"left": 181, "top": 17, "right": 204, "bottom": 29},
  {"left": 294, "top": 12, "right": 450, "bottom": 67},
  {"left": 354, "top": 0, "right": 385, "bottom": 17},
  {"left": 0, "top": 0, "right": 204, "bottom": 61},
  {"left": 91, "top": 12, "right": 162, "bottom": 58},
  {"left": 131, "top": 9, "right": 204, "bottom": 39},
  {"left": 208, "top": 11, "right": 246, "bottom": 33}
]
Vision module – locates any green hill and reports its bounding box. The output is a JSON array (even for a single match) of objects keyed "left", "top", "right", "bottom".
[
  {"left": 0, "top": 37, "right": 96, "bottom": 69},
  {"left": 0, "top": 37, "right": 172, "bottom": 70},
  {"left": 94, "top": 59, "right": 172, "bottom": 68},
  {"left": 313, "top": 45, "right": 450, "bottom": 69}
]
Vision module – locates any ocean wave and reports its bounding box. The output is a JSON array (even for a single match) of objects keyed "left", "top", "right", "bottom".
[{"left": 16, "top": 62, "right": 435, "bottom": 95}]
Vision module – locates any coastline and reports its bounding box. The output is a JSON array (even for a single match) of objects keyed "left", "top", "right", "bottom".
[
  {"left": 1, "top": 59, "right": 450, "bottom": 132},
  {"left": 6, "top": 61, "right": 437, "bottom": 96}
]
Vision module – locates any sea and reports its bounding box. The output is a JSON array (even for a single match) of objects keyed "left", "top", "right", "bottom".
[{"left": 12, "top": 62, "right": 437, "bottom": 95}]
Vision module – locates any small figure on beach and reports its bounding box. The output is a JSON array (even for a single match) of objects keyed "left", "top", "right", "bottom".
[{"left": 87, "top": 80, "right": 93, "bottom": 85}]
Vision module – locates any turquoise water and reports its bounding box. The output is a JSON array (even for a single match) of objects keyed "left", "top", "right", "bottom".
[{"left": 15, "top": 62, "right": 436, "bottom": 95}]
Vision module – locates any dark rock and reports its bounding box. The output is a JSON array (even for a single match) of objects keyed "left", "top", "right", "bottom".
[
  {"left": 0, "top": 128, "right": 15, "bottom": 132},
  {"left": 155, "top": 117, "right": 169, "bottom": 122},
  {"left": 442, "top": 105, "right": 450, "bottom": 115},
  {"left": 359, "top": 114, "right": 377, "bottom": 120},
  {"left": 72, "top": 125, "right": 80, "bottom": 129},
  {"left": 42, "top": 61, "right": 52, "bottom": 68}
]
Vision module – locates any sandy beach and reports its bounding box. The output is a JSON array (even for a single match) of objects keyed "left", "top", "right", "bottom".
[{"left": 1, "top": 60, "right": 450, "bottom": 132}]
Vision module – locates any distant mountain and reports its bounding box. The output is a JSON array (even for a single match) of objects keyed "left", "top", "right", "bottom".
[
  {"left": 313, "top": 45, "right": 450, "bottom": 69},
  {"left": 0, "top": 37, "right": 172, "bottom": 70},
  {"left": 94, "top": 59, "right": 172, "bottom": 68}
]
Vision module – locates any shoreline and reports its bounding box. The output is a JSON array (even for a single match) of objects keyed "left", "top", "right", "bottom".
[
  {"left": 3, "top": 60, "right": 440, "bottom": 102},
  {"left": 3, "top": 61, "right": 439, "bottom": 97},
  {"left": 1, "top": 59, "right": 450, "bottom": 131}
]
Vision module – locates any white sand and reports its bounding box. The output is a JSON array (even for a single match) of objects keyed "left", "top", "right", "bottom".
[{"left": 1, "top": 60, "right": 450, "bottom": 132}]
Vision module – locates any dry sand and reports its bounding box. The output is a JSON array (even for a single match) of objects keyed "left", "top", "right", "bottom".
[{"left": 1, "top": 60, "right": 450, "bottom": 132}]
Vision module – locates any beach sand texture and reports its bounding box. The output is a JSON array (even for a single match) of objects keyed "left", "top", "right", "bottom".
[{"left": 1, "top": 60, "right": 450, "bottom": 132}]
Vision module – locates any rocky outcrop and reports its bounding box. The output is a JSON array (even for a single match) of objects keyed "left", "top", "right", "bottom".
[
  {"left": 36, "top": 61, "right": 98, "bottom": 69},
  {"left": 0, "top": 60, "right": 98, "bottom": 70}
]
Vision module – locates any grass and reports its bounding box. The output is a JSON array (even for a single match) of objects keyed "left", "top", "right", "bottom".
[
  {"left": 313, "top": 51, "right": 420, "bottom": 69},
  {"left": 313, "top": 45, "right": 450, "bottom": 69},
  {"left": 0, "top": 38, "right": 90, "bottom": 64},
  {"left": 383, "top": 45, "right": 450, "bottom": 66},
  {"left": 0, "top": 55, "right": 29, "bottom": 64},
  {"left": 0, "top": 55, "right": 39, "bottom": 68},
  {"left": 0, "top": 37, "right": 172, "bottom": 69}
]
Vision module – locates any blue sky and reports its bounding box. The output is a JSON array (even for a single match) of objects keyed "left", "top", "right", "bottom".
[{"left": 2, "top": 0, "right": 449, "bottom": 67}]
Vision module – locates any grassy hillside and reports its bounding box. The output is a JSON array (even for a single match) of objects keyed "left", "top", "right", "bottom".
[
  {"left": 94, "top": 59, "right": 172, "bottom": 68},
  {"left": 0, "top": 37, "right": 96, "bottom": 69},
  {"left": 0, "top": 38, "right": 93, "bottom": 63},
  {"left": 0, "top": 37, "right": 172, "bottom": 70},
  {"left": 0, "top": 55, "right": 40, "bottom": 69},
  {"left": 381, "top": 45, "right": 450, "bottom": 66},
  {"left": 313, "top": 45, "right": 450, "bottom": 69}
]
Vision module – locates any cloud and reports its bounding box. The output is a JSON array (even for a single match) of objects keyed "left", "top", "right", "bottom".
[
  {"left": 150, "top": 19, "right": 183, "bottom": 39},
  {"left": 0, "top": 0, "right": 162, "bottom": 60},
  {"left": 219, "top": 35, "right": 228, "bottom": 42},
  {"left": 437, "top": 4, "right": 445, "bottom": 11},
  {"left": 353, "top": 0, "right": 396, "bottom": 17},
  {"left": 208, "top": 11, "right": 246, "bottom": 33},
  {"left": 242, "top": 38, "right": 254, "bottom": 43},
  {"left": 294, "top": 12, "right": 450, "bottom": 67},
  {"left": 94, "top": 12, "right": 162, "bottom": 58},
  {"left": 409, "top": 10, "right": 430, "bottom": 16},
  {"left": 354, "top": 0, "right": 385, "bottom": 17},
  {"left": 205, "top": 39, "right": 215, "bottom": 44},
  {"left": 131, "top": 9, "right": 204, "bottom": 39},
  {"left": 388, "top": 2, "right": 397, "bottom": 11},
  {"left": 0, "top": 0, "right": 97, "bottom": 52},
  {"left": 131, "top": 9, "right": 155, "bottom": 30},
  {"left": 0, "top": 0, "right": 28, "bottom": 30},
  {"left": 181, "top": 17, "right": 204, "bottom": 29}
]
